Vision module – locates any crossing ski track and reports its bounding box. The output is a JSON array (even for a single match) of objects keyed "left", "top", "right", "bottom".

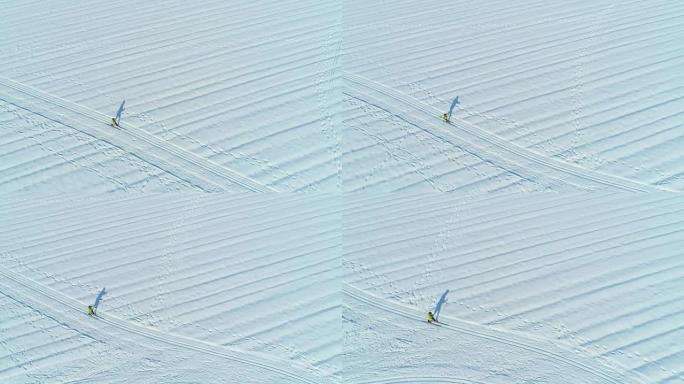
[
  {"left": 0, "top": 265, "right": 322, "bottom": 384},
  {"left": 343, "top": 284, "right": 646, "bottom": 384},
  {"left": 343, "top": 71, "right": 662, "bottom": 193},
  {"left": 0, "top": 75, "right": 274, "bottom": 193}
]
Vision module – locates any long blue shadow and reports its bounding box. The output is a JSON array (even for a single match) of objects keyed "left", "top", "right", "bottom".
[
  {"left": 434, "top": 289, "right": 449, "bottom": 321},
  {"left": 115, "top": 100, "right": 126, "bottom": 123},
  {"left": 94, "top": 287, "right": 107, "bottom": 309}
]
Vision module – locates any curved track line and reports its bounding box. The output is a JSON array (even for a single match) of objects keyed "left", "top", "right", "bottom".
[
  {"left": 343, "top": 72, "right": 660, "bottom": 193},
  {"left": 0, "top": 75, "right": 274, "bottom": 192},
  {"left": 343, "top": 284, "right": 647, "bottom": 384},
  {"left": 0, "top": 266, "right": 321, "bottom": 384}
]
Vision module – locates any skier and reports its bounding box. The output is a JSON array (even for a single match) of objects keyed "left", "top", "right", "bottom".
[
  {"left": 442, "top": 113, "right": 449, "bottom": 122},
  {"left": 111, "top": 117, "right": 119, "bottom": 127},
  {"left": 87, "top": 305, "right": 96, "bottom": 316},
  {"left": 427, "top": 311, "right": 436, "bottom": 323}
]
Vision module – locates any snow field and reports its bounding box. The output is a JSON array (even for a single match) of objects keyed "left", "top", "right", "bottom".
[
  {"left": 343, "top": 192, "right": 684, "bottom": 383},
  {"left": 1, "top": 0, "right": 683, "bottom": 383},
  {"left": 0, "top": 193, "right": 342, "bottom": 383}
]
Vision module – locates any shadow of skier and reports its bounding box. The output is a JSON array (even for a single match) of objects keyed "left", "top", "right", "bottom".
[
  {"left": 115, "top": 100, "right": 126, "bottom": 125},
  {"left": 434, "top": 289, "right": 449, "bottom": 321},
  {"left": 94, "top": 287, "right": 107, "bottom": 310}
]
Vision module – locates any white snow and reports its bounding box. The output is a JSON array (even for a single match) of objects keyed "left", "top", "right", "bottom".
[
  {"left": 0, "top": 194, "right": 341, "bottom": 383},
  {"left": 343, "top": 192, "right": 684, "bottom": 384},
  {"left": 1, "top": 0, "right": 684, "bottom": 383},
  {"left": 342, "top": 0, "right": 684, "bottom": 192},
  {"left": 1, "top": 0, "right": 341, "bottom": 193}
]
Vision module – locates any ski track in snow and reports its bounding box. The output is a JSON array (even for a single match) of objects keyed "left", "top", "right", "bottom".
[
  {"left": 343, "top": 284, "right": 646, "bottom": 384},
  {"left": 343, "top": 192, "right": 684, "bottom": 384},
  {"left": 0, "top": 266, "right": 322, "bottom": 384},
  {"left": 0, "top": 0, "right": 341, "bottom": 194},
  {"left": 343, "top": 0, "right": 684, "bottom": 191},
  {"left": 0, "top": 194, "right": 341, "bottom": 383},
  {"left": 0, "top": 76, "right": 273, "bottom": 192},
  {"left": 1, "top": 1, "right": 684, "bottom": 383},
  {"left": 343, "top": 72, "right": 662, "bottom": 193},
  {"left": 1, "top": 0, "right": 681, "bottom": 193}
]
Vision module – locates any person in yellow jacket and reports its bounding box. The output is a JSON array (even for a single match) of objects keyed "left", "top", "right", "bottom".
[
  {"left": 427, "top": 311, "right": 436, "bottom": 323},
  {"left": 442, "top": 113, "right": 449, "bottom": 122},
  {"left": 87, "top": 305, "right": 96, "bottom": 316},
  {"left": 111, "top": 117, "right": 119, "bottom": 127}
]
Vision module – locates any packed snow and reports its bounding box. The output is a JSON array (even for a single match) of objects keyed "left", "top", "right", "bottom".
[
  {"left": 1, "top": 0, "right": 683, "bottom": 383},
  {"left": 343, "top": 192, "right": 684, "bottom": 384},
  {"left": 0, "top": 194, "right": 341, "bottom": 383},
  {"left": 342, "top": 0, "right": 684, "bottom": 192},
  {"left": 1, "top": 0, "right": 341, "bottom": 193}
]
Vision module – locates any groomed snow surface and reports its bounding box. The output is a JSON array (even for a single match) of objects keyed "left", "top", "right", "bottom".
[
  {"left": 1, "top": 194, "right": 341, "bottom": 383},
  {"left": 1, "top": 0, "right": 682, "bottom": 194},
  {"left": 2, "top": 193, "right": 683, "bottom": 383},
  {"left": 343, "top": 0, "right": 684, "bottom": 193},
  {"left": 344, "top": 193, "right": 684, "bottom": 384},
  {"left": 2, "top": 0, "right": 684, "bottom": 384},
  {"left": 1, "top": 0, "right": 341, "bottom": 194}
]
